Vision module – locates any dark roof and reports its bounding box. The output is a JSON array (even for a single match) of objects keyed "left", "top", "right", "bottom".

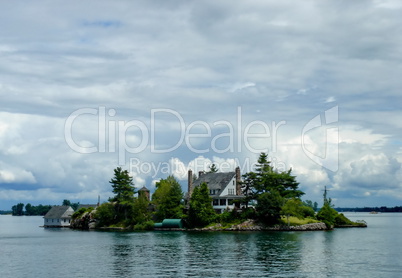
[
  {"left": 44, "top": 206, "right": 73, "bottom": 219},
  {"left": 138, "top": 186, "right": 150, "bottom": 192},
  {"left": 193, "top": 172, "right": 235, "bottom": 191}
]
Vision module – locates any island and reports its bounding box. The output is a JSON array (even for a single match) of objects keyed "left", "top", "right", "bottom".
[{"left": 67, "top": 153, "right": 366, "bottom": 231}]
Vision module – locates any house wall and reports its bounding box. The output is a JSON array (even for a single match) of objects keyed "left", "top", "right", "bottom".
[
  {"left": 44, "top": 218, "right": 71, "bottom": 227},
  {"left": 219, "top": 177, "right": 237, "bottom": 196}
]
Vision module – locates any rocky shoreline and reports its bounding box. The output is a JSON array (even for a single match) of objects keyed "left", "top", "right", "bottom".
[
  {"left": 71, "top": 214, "right": 364, "bottom": 231},
  {"left": 190, "top": 220, "right": 328, "bottom": 231}
]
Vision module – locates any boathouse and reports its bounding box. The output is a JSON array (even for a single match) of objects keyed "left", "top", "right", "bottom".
[{"left": 43, "top": 206, "right": 74, "bottom": 227}]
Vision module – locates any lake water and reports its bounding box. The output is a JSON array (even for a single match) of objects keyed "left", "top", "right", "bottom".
[{"left": 0, "top": 213, "right": 401, "bottom": 278}]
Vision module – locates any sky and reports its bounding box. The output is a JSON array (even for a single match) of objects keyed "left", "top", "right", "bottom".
[{"left": 1, "top": 0, "right": 402, "bottom": 210}]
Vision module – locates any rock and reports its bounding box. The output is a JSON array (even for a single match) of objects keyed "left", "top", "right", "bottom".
[{"left": 70, "top": 209, "right": 97, "bottom": 230}]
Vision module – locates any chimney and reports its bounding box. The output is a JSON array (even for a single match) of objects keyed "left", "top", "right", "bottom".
[
  {"left": 235, "top": 166, "right": 241, "bottom": 195},
  {"left": 188, "top": 169, "right": 193, "bottom": 198}
]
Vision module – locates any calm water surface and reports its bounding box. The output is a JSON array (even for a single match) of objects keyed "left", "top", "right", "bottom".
[{"left": 0, "top": 213, "right": 401, "bottom": 277}]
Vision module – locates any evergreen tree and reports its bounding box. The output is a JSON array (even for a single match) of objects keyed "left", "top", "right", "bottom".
[
  {"left": 209, "top": 163, "right": 218, "bottom": 173},
  {"left": 109, "top": 167, "right": 136, "bottom": 222},
  {"left": 109, "top": 167, "right": 136, "bottom": 204},
  {"left": 188, "top": 182, "right": 216, "bottom": 227},
  {"left": 242, "top": 152, "right": 304, "bottom": 224}
]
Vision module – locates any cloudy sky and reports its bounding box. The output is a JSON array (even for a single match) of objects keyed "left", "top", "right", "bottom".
[{"left": 1, "top": 0, "right": 402, "bottom": 210}]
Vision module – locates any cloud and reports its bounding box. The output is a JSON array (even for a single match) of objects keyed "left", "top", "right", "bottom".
[{"left": 1, "top": 1, "right": 402, "bottom": 208}]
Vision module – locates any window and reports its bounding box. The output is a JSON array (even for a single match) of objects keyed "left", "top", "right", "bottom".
[
  {"left": 233, "top": 180, "right": 235, "bottom": 185},
  {"left": 220, "top": 199, "right": 226, "bottom": 206},
  {"left": 64, "top": 219, "right": 66, "bottom": 223},
  {"left": 228, "top": 188, "right": 234, "bottom": 195},
  {"left": 213, "top": 199, "right": 219, "bottom": 206},
  {"left": 52, "top": 219, "right": 54, "bottom": 223}
]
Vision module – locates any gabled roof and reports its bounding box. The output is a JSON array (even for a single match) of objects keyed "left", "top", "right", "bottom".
[
  {"left": 193, "top": 172, "right": 235, "bottom": 190},
  {"left": 44, "top": 206, "right": 73, "bottom": 219}
]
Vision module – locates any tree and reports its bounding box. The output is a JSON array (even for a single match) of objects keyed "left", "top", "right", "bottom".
[
  {"left": 209, "top": 164, "right": 218, "bottom": 173},
  {"left": 152, "top": 176, "right": 184, "bottom": 221},
  {"left": 12, "top": 203, "right": 24, "bottom": 216},
  {"left": 316, "top": 187, "right": 338, "bottom": 228},
  {"left": 109, "top": 167, "right": 136, "bottom": 222},
  {"left": 109, "top": 167, "right": 136, "bottom": 204},
  {"left": 25, "top": 203, "right": 34, "bottom": 215},
  {"left": 281, "top": 198, "right": 304, "bottom": 226},
  {"left": 241, "top": 152, "right": 304, "bottom": 224},
  {"left": 242, "top": 153, "right": 304, "bottom": 201},
  {"left": 62, "top": 199, "right": 71, "bottom": 206},
  {"left": 62, "top": 200, "right": 79, "bottom": 210},
  {"left": 132, "top": 195, "right": 152, "bottom": 225},
  {"left": 255, "top": 190, "right": 283, "bottom": 224},
  {"left": 188, "top": 182, "right": 217, "bottom": 227},
  {"left": 302, "top": 200, "right": 318, "bottom": 217},
  {"left": 94, "top": 203, "right": 116, "bottom": 227}
]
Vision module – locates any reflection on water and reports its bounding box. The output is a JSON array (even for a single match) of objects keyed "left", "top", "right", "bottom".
[{"left": 1, "top": 214, "right": 402, "bottom": 278}]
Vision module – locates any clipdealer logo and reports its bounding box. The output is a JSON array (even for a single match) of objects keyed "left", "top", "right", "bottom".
[{"left": 64, "top": 106, "right": 338, "bottom": 172}]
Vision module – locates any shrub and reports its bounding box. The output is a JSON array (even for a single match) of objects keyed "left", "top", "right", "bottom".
[
  {"left": 94, "top": 203, "right": 116, "bottom": 227},
  {"left": 334, "top": 213, "right": 354, "bottom": 226},
  {"left": 240, "top": 207, "right": 257, "bottom": 220},
  {"left": 72, "top": 208, "right": 88, "bottom": 219},
  {"left": 316, "top": 203, "right": 338, "bottom": 228}
]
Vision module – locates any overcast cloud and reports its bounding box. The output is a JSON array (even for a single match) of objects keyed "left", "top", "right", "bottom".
[{"left": 1, "top": 0, "right": 402, "bottom": 209}]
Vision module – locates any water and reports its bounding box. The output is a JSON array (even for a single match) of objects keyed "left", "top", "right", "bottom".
[{"left": 0, "top": 213, "right": 401, "bottom": 278}]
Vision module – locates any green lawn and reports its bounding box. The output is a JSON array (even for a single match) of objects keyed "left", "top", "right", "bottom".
[{"left": 280, "top": 216, "right": 319, "bottom": 226}]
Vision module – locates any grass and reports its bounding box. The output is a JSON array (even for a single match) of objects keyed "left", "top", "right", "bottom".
[{"left": 280, "top": 216, "right": 319, "bottom": 226}]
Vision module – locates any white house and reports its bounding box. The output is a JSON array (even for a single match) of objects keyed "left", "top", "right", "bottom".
[
  {"left": 43, "top": 206, "right": 74, "bottom": 227},
  {"left": 188, "top": 167, "right": 244, "bottom": 213}
]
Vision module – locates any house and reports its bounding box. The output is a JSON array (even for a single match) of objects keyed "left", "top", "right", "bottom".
[
  {"left": 43, "top": 206, "right": 74, "bottom": 227},
  {"left": 188, "top": 167, "right": 243, "bottom": 213}
]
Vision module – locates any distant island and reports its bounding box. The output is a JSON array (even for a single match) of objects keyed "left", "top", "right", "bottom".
[{"left": 336, "top": 206, "right": 402, "bottom": 213}]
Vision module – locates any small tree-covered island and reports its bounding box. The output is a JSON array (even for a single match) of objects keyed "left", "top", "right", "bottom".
[{"left": 68, "top": 153, "right": 367, "bottom": 231}]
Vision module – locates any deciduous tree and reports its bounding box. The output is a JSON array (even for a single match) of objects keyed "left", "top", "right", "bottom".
[{"left": 152, "top": 176, "right": 184, "bottom": 221}]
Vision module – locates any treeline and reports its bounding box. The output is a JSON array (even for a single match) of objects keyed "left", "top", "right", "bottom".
[
  {"left": 11, "top": 203, "right": 52, "bottom": 216},
  {"left": 10, "top": 200, "right": 80, "bottom": 216},
  {"left": 336, "top": 206, "right": 402, "bottom": 213}
]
